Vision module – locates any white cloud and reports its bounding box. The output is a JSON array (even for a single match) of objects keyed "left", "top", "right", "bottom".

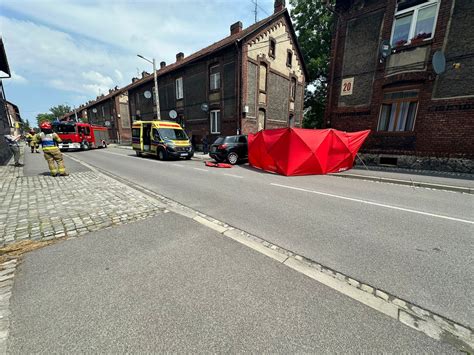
[{"left": 0, "top": 0, "right": 276, "bottom": 110}]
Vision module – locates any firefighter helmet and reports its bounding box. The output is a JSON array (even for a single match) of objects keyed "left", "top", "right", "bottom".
[{"left": 40, "top": 121, "right": 52, "bottom": 130}]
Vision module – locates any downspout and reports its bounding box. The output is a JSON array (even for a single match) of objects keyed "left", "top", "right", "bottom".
[
  {"left": 235, "top": 39, "right": 242, "bottom": 135},
  {"left": 325, "top": 0, "right": 339, "bottom": 128}
]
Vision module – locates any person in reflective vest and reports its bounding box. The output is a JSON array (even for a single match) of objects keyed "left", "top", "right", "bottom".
[
  {"left": 34, "top": 121, "right": 68, "bottom": 176},
  {"left": 26, "top": 130, "right": 39, "bottom": 153}
]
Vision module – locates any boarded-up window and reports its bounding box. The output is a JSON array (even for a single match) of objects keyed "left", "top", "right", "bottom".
[{"left": 259, "top": 63, "right": 267, "bottom": 92}]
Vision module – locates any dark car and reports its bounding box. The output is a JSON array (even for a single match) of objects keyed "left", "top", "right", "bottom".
[{"left": 209, "top": 135, "right": 248, "bottom": 165}]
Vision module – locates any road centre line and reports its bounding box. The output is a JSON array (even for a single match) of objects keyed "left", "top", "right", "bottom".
[
  {"left": 223, "top": 173, "right": 244, "bottom": 179},
  {"left": 271, "top": 183, "right": 474, "bottom": 225}
]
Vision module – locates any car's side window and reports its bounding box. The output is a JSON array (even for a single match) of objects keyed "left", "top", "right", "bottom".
[
  {"left": 239, "top": 136, "right": 247, "bottom": 143},
  {"left": 153, "top": 129, "right": 160, "bottom": 141}
]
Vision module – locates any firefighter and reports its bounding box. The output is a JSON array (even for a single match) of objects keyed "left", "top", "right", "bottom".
[
  {"left": 26, "top": 130, "right": 39, "bottom": 153},
  {"left": 34, "top": 121, "right": 68, "bottom": 176}
]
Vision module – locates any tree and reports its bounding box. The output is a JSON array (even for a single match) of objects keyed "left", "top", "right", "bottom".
[
  {"left": 36, "top": 104, "right": 72, "bottom": 127},
  {"left": 290, "top": 0, "right": 334, "bottom": 128}
]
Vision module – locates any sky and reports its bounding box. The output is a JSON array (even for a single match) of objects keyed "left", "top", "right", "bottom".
[{"left": 0, "top": 0, "right": 281, "bottom": 127}]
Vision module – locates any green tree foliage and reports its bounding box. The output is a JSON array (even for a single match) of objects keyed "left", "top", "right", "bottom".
[
  {"left": 290, "top": 0, "right": 334, "bottom": 128},
  {"left": 36, "top": 104, "right": 72, "bottom": 126}
]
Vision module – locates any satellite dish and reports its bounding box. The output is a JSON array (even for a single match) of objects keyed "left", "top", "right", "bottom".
[
  {"left": 169, "top": 110, "right": 177, "bottom": 119},
  {"left": 104, "top": 121, "right": 111, "bottom": 127},
  {"left": 144, "top": 90, "right": 152, "bottom": 99},
  {"left": 432, "top": 51, "right": 446, "bottom": 75},
  {"left": 92, "top": 108, "right": 98, "bottom": 113},
  {"left": 201, "top": 103, "right": 209, "bottom": 112},
  {"left": 379, "top": 40, "right": 392, "bottom": 59}
]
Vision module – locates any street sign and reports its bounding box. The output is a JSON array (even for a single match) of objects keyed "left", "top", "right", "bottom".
[
  {"left": 144, "top": 90, "right": 152, "bottom": 99},
  {"left": 201, "top": 103, "right": 209, "bottom": 112},
  {"left": 104, "top": 121, "right": 111, "bottom": 127},
  {"left": 169, "top": 110, "right": 177, "bottom": 119}
]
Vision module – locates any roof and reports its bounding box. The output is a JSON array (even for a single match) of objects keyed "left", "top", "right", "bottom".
[
  {"left": 126, "top": 8, "right": 308, "bottom": 91},
  {"left": 64, "top": 8, "right": 308, "bottom": 117},
  {"left": 0, "top": 37, "right": 11, "bottom": 78}
]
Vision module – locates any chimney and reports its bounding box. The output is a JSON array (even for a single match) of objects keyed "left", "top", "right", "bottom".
[
  {"left": 141, "top": 71, "right": 149, "bottom": 78},
  {"left": 160, "top": 61, "right": 166, "bottom": 69},
  {"left": 108, "top": 89, "right": 113, "bottom": 94},
  {"left": 274, "top": 0, "right": 285, "bottom": 13},
  {"left": 132, "top": 77, "right": 139, "bottom": 83},
  {"left": 176, "top": 52, "right": 184, "bottom": 62},
  {"left": 230, "top": 21, "right": 242, "bottom": 35}
]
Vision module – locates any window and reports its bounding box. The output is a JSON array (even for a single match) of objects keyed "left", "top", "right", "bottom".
[
  {"left": 238, "top": 136, "right": 247, "bottom": 143},
  {"left": 287, "top": 51, "right": 293, "bottom": 67},
  {"left": 290, "top": 78, "right": 297, "bottom": 101},
  {"left": 258, "top": 109, "right": 265, "bottom": 131},
  {"left": 391, "top": 0, "right": 438, "bottom": 46},
  {"left": 132, "top": 128, "right": 140, "bottom": 138},
  {"left": 269, "top": 38, "right": 276, "bottom": 58},
  {"left": 210, "top": 65, "right": 220, "bottom": 90},
  {"left": 158, "top": 128, "right": 188, "bottom": 140},
  {"left": 377, "top": 90, "right": 418, "bottom": 132},
  {"left": 259, "top": 63, "right": 267, "bottom": 92},
  {"left": 176, "top": 77, "right": 183, "bottom": 100},
  {"left": 210, "top": 110, "right": 221, "bottom": 134}
]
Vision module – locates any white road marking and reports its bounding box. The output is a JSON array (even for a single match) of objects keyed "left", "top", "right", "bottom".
[
  {"left": 193, "top": 167, "right": 208, "bottom": 172},
  {"left": 223, "top": 173, "right": 244, "bottom": 179},
  {"left": 271, "top": 183, "right": 474, "bottom": 225},
  {"left": 172, "top": 164, "right": 185, "bottom": 168}
]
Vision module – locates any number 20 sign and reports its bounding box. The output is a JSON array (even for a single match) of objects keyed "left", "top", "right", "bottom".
[{"left": 341, "top": 77, "right": 354, "bottom": 96}]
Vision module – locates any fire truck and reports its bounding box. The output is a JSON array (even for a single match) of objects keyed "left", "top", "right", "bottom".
[{"left": 52, "top": 121, "right": 109, "bottom": 151}]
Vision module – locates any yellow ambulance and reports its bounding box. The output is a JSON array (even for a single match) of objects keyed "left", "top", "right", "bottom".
[{"left": 132, "top": 120, "right": 194, "bottom": 160}]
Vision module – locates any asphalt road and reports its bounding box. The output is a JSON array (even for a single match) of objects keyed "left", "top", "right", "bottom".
[
  {"left": 8, "top": 214, "right": 455, "bottom": 353},
  {"left": 68, "top": 147, "right": 474, "bottom": 327}
]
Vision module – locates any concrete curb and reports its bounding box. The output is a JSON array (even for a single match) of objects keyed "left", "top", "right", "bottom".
[{"left": 331, "top": 173, "right": 473, "bottom": 194}]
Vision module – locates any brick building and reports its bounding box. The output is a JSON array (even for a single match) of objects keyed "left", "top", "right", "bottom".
[
  {"left": 326, "top": 0, "right": 474, "bottom": 173},
  {"left": 0, "top": 37, "right": 12, "bottom": 165},
  {"left": 62, "top": 86, "right": 132, "bottom": 143},
  {"left": 127, "top": 0, "right": 307, "bottom": 144}
]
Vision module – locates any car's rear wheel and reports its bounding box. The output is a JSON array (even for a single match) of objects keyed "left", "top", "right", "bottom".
[{"left": 227, "top": 152, "right": 238, "bottom": 165}]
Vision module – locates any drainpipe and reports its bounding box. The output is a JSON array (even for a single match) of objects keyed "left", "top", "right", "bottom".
[
  {"left": 235, "top": 39, "right": 242, "bottom": 135},
  {"left": 324, "top": 0, "right": 339, "bottom": 128}
]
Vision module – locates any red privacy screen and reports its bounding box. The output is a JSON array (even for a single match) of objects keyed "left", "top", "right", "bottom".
[{"left": 248, "top": 128, "right": 370, "bottom": 176}]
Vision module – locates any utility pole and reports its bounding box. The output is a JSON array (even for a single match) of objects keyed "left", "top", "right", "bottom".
[{"left": 137, "top": 54, "right": 161, "bottom": 120}]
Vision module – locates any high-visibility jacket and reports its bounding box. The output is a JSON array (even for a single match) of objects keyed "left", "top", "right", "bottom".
[{"left": 34, "top": 132, "right": 62, "bottom": 151}]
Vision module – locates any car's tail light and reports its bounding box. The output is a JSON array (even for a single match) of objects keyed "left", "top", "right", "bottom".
[{"left": 218, "top": 144, "right": 228, "bottom": 149}]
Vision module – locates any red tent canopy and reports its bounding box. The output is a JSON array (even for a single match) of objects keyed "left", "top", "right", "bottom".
[{"left": 248, "top": 128, "right": 370, "bottom": 176}]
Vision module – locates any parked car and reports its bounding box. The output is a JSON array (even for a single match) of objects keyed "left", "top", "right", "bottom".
[{"left": 209, "top": 135, "right": 248, "bottom": 165}]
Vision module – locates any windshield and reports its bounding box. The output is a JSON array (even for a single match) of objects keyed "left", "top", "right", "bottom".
[
  {"left": 158, "top": 128, "right": 188, "bottom": 140},
  {"left": 54, "top": 124, "right": 76, "bottom": 134}
]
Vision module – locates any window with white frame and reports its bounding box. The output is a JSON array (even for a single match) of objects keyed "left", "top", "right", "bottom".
[
  {"left": 210, "top": 110, "right": 221, "bottom": 134},
  {"left": 391, "top": 0, "right": 438, "bottom": 47},
  {"left": 209, "top": 65, "right": 220, "bottom": 91},
  {"left": 377, "top": 90, "right": 418, "bottom": 132},
  {"left": 176, "top": 77, "right": 183, "bottom": 100}
]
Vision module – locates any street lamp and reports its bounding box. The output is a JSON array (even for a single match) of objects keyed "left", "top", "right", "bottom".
[{"left": 137, "top": 54, "right": 161, "bottom": 120}]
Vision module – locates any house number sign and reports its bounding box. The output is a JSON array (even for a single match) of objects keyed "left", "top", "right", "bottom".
[{"left": 341, "top": 77, "right": 354, "bottom": 96}]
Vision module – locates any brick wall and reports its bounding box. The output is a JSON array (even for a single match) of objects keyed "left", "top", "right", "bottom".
[{"left": 327, "top": 0, "right": 474, "bottom": 160}]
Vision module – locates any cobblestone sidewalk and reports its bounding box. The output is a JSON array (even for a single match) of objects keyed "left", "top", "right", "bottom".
[{"left": 0, "top": 147, "right": 165, "bottom": 246}]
